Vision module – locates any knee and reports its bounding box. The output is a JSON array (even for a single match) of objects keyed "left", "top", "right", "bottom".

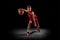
[{"left": 29, "top": 21, "right": 32, "bottom": 24}]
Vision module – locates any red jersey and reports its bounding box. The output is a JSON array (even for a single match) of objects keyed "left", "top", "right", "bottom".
[{"left": 27, "top": 11, "right": 39, "bottom": 25}]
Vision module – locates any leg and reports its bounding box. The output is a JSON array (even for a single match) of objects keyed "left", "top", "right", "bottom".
[
  {"left": 33, "top": 20, "right": 37, "bottom": 27},
  {"left": 27, "top": 21, "right": 32, "bottom": 36},
  {"left": 33, "top": 20, "right": 40, "bottom": 32},
  {"left": 37, "top": 24, "right": 40, "bottom": 32},
  {"left": 35, "top": 16, "right": 40, "bottom": 32},
  {"left": 36, "top": 20, "right": 40, "bottom": 32}
]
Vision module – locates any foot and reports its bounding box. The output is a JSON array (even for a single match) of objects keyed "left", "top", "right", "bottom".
[
  {"left": 37, "top": 28, "right": 40, "bottom": 32},
  {"left": 26, "top": 32, "right": 30, "bottom": 36}
]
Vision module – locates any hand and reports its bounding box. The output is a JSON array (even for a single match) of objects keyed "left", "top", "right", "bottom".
[
  {"left": 34, "top": 23, "right": 37, "bottom": 27},
  {"left": 29, "top": 21, "right": 32, "bottom": 23}
]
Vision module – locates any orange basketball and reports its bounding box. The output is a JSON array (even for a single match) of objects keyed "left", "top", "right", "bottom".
[{"left": 18, "top": 8, "right": 24, "bottom": 15}]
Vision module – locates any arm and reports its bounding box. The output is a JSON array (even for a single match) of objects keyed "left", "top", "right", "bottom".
[
  {"left": 18, "top": 8, "right": 28, "bottom": 12},
  {"left": 23, "top": 9, "right": 28, "bottom": 12},
  {"left": 32, "top": 12, "right": 37, "bottom": 26},
  {"left": 35, "top": 15, "right": 40, "bottom": 27},
  {"left": 32, "top": 12, "right": 35, "bottom": 20},
  {"left": 32, "top": 12, "right": 40, "bottom": 27}
]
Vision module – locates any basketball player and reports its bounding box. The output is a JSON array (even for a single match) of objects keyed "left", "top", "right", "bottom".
[{"left": 24, "top": 5, "right": 40, "bottom": 36}]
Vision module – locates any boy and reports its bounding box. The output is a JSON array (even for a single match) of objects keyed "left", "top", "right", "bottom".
[
  {"left": 18, "top": 6, "right": 40, "bottom": 36},
  {"left": 24, "top": 5, "right": 40, "bottom": 36}
]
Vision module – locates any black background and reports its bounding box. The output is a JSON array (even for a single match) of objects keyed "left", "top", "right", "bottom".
[
  {"left": 8, "top": 0, "right": 49, "bottom": 29},
  {"left": 7, "top": 0, "right": 55, "bottom": 40}
]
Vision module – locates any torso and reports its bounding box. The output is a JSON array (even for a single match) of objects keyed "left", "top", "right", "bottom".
[
  {"left": 27, "top": 11, "right": 36, "bottom": 21},
  {"left": 27, "top": 11, "right": 39, "bottom": 25}
]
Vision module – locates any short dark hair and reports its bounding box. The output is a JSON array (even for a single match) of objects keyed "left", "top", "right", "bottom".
[{"left": 27, "top": 5, "right": 31, "bottom": 8}]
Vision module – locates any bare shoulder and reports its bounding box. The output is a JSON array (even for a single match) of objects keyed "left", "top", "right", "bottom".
[{"left": 32, "top": 11, "right": 34, "bottom": 15}]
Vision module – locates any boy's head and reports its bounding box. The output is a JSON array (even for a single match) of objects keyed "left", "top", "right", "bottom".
[{"left": 27, "top": 5, "right": 32, "bottom": 11}]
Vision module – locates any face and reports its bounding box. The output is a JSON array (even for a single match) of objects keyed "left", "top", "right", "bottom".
[{"left": 27, "top": 7, "right": 32, "bottom": 11}]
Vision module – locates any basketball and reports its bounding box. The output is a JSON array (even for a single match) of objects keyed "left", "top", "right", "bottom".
[{"left": 18, "top": 8, "right": 24, "bottom": 15}]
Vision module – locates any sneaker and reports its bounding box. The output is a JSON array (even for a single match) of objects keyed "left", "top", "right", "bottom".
[{"left": 37, "top": 28, "right": 40, "bottom": 32}]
